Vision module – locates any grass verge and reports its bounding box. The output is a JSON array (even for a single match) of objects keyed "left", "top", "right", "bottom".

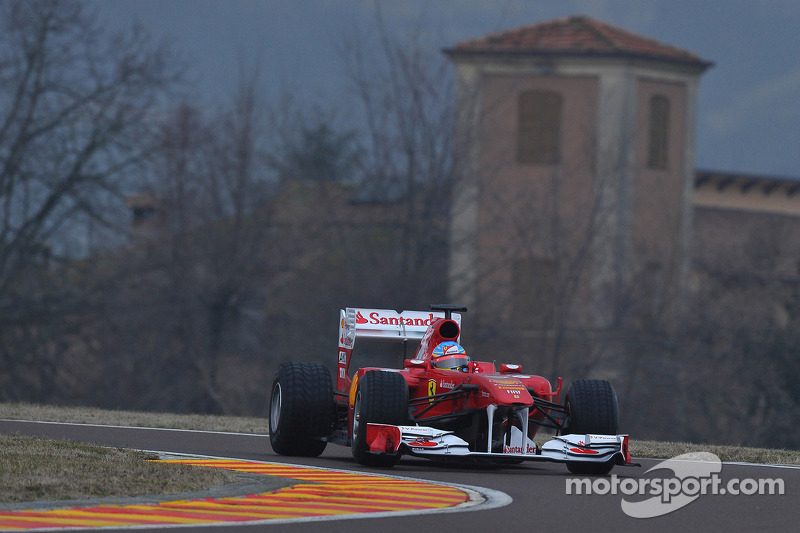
[
  {"left": 630, "top": 439, "right": 800, "bottom": 466},
  {"left": 0, "top": 402, "right": 268, "bottom": 434},
  {"left": 0, "top": 433, "right": 238, "bottom": 504}
]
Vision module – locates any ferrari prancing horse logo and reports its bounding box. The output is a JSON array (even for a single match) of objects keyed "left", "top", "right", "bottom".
[{"left": 428, "top": 379, "right": 436, "bottom": 401}]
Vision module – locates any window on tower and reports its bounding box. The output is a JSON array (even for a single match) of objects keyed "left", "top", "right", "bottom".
[
  {"left": 647, "top": 95, "right": 670, "bottom": 170},
  {"left": 517, "top": 90, "right": 562, "bottom": 165}
]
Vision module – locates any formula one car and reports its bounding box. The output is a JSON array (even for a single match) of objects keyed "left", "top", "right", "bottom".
[{"left": 269, "top": 305, "right": 631, "bottom": 475}]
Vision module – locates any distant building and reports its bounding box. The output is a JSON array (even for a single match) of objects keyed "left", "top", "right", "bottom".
[
  {"left": 444, "top": 15, "right": 799, "bottom": 334},
  {"left": 692, "top": 170, "right": 800, "bottom": 309}
]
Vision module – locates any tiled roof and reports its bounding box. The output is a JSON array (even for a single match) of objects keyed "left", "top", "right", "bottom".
[{"left": 445, "top": 15, "right": 712, "bottom": 69}]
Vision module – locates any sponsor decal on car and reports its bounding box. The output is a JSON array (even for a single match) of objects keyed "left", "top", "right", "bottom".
[
  {"left": 338, "top": 349, "right": 349, "bottom": 379},
  {"left": 409, "top": 440, "right": 440, "bottom": 448},
  {"left": 569, "top": 447, "right": 600, "bottom": 454},
  {"left": 487, "top": 377, "right": 523, "bottom": 386},
  {"left": 580, "top": 435, "right": 618, "bottom": 441},
  {"left": 349, "top": 374, "right": 359, "bottom": 407},
  {"left": 340, "top": 334, "right": 354, "bottom": 349},
  {"left": 428, "top": 379, "right": 436, "bottom": 401},
  {"left": 503, "top": 444, "right": 536, "bottom": 454},
  {"left": 356, "top": 311, "right": 439, "bottom": 327},
  {"left": 439, "top": 380, "right": 455, "bottom": 389}
]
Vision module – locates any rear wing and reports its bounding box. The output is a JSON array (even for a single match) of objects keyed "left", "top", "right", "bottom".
[
  {"left": 339, "top": 308, "right": 461, "bottom": 344},
  {"left": 336, "top": 307, "right": 462, "bottom": 392}
]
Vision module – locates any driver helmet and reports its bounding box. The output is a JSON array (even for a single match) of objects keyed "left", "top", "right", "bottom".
[{"left": 431, "top": 341, "right": 469, "bottom": 370}]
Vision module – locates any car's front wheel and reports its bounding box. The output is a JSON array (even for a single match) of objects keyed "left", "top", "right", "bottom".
[
  {"left": 269, "top": 362, "right": 334, "bottom": 457},
  {"left": 562, "top": 379, "right": 619, "bottom": 475},
  {"left": 351, "top": 370, "right": 409, "bottom": 467}
]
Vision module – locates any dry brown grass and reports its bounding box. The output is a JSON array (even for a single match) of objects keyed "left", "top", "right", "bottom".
[
  {"left": 0, "top": 402, "right": 268, "bottom": 433},
  {"left": 0, "top": 433, "right": 238, "bottom": 504},
  {"left": 630, "top": 439, "right": 800, "bottom": 465}
]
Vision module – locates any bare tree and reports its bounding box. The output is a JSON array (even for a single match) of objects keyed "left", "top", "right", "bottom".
[
  {"left": 338, "top": 10, "right": 456, "bottom": 307},
  {"left": 664, "top": 213, "right": 800, "bottom": 448},
  {"left": 91, "top": 71, "right": 281, "bottom": 414},
  {"left": 0, "top": 0, "right": 180, "bottom": 401}
]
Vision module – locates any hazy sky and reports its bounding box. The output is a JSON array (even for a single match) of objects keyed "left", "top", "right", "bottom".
[{"left": 92, "top": 0, "right": 800, "bottom": 178}]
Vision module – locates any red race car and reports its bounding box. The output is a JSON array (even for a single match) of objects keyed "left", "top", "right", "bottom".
[{"left": 269, "top": 305, "right": 632, "bottom": 475}]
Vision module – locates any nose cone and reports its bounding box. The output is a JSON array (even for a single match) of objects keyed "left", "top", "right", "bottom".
[{"left": 482, "top": 376, "right": 533, "bottom": 404}]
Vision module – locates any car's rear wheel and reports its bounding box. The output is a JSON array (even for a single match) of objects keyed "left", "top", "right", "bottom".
[
  {"left": 351, "top": 370, "right": 409, "bottom": 467},
  {"left": 562, "top": 379, "right": 619, "bottom": 475},
  {"left": 269, "top": 362, "right": 334, "bottom": 457}
]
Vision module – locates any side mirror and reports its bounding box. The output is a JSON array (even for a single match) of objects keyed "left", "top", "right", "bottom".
[
  {"left": 468, "top": 361, "right": 496, "bottom": 373},
  {"left": 404, "top": 358, "right": 427, "bottom": 369},
  {"left": 500, "top": 363, "right": 522, "bottom": 374}
]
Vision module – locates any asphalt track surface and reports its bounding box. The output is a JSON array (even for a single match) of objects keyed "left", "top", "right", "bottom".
[{"left": 0, "top": 419, "right": 797, "bottom": 532}]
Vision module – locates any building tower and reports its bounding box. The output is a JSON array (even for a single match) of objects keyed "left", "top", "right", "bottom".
[{"left": 445, "top": 16, "right": 712, "bottom": 334}]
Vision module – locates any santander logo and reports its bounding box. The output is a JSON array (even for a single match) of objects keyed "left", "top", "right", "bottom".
[
  {"left": 504, "top": 444, "right": 536, "bottom": 454},
  {"left": 356, "top": 311, "right": 437, "bottom": 327}
]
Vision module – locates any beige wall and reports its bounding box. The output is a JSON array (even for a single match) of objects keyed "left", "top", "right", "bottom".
[
  {"left": 474, "top": 74, "right": 599, "bottom": 324},
  {"left": 633, "top": 79, "right": 688, "bottom": 264},
  {"left": 692, "top": 177, "right": 800, "bottom": 290}
]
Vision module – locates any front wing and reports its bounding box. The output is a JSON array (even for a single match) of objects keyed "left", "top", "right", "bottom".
[{"left": 365, "top": 423, "right": 632, "bottom": 466}]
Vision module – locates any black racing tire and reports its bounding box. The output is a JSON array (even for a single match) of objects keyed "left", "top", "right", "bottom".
[
  {"left": 269, "top": 362, "right": 334, "bottom": 457},
  {"left": 562, "top": 379, "right": 619, "bottom": 476},
  {"left": 351, "top": 370, "right": 409, "bottom": 467}
]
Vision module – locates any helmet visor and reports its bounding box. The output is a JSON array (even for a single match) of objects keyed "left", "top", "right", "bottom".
[{"left": 433, "top": 354, "right": 469, "bottom": 370}]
